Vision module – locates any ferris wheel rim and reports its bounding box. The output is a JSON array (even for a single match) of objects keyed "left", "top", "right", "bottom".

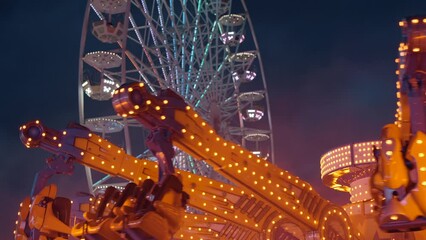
[{"left": 78, "top": 0, "right": 275, "bottom": 193}]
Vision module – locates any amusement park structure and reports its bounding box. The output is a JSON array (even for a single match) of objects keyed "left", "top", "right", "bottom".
[
  {"left": 10, "top": 0, "right": 426, "bottom": 239},
  {"left": 320, "top": 16, "right": 426, "bottom": 239}
]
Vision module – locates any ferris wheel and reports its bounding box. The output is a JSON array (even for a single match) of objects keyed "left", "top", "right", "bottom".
[{"left": 78, "top": 0, "right": 274, "bottom": 193}]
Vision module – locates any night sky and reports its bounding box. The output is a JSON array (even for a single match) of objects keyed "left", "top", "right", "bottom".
[{"left": 1, "top": 0, "right": 426, "bottom": 238}]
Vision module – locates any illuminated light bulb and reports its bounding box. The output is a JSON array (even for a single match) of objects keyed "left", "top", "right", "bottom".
[
  {"left": 120, "top": 88, "right": 125, "bottom": 93},
  {"left": 160, "top": 115, "right": 166, "bottom": 120},
  {"left": 205, "top": 148, "right": 210, "bottom": 152},
  {"left": 122, "top": 114, "right": 128, "bottom": 118},
  {"left": 146, "top": 100, "right": 151, "bottom": 105},
  {"left": 420, "top": 167, "right": 426, "bottom": 171},
  {"left": 186, "top": 106, "right": 191, "bottom": 110},
  {"left": 412, "top": 19, "right": 420, "bottom": 24},
  {"left": 419, "top": 153, "right": 425, "bottom": 158},
  {"left": 128, "top": 87, "right": 133, "bottom": 92},
  {"left": 201, "top": 122, "right": 206, "bottom": 126},
  {"left": 413, "top": 48, "right": 421, "bottom": 52},
  {"left": 417, "top": 139, "right": 423, "bottom": 144},
  {"left": 163, "top": 100, "right": 168, "bottom": 104},
  {"left": 63, "top": 131, "right": 67, "bottom": 135},
  {"left": 58, "top": 143, "right": 62, "bottom": 147},
  {"left": 111, "top": 165, "right": 115, "bottom": 169},
  {"left": 198, "top": 142, "right": 202, "bottom": 146},
  {"left": 53, "top": 136, "right": 57, "bottom": 140},
  {"left": 101, "top": 161, "right": 105, "bottom": 165},
  {"left": 129, "top": 111, "right": 134, "bottom": 114},
  {"left": 385, "top": 151, "right": 393, "bottom": 156},
  {"left": 390, "top": 215, "right": 398, "bottom": 220},
  {"left": 190, "top": 135, "right": 195, "bottom": 140},
  {"left": 155, "top": 106, "right": 161, "bottom": 111},
  {"left": 194, "top": 113, "right": 199, "bottom": 118},
  {"left": 385, "top": 139, "right": 392, "bottom": 145},
  {"left": 421, "top": 181, "right": 426, "bottom": 186},
  {"left": 215, "top": 137, "right": 220, "bottom": 141},
  {"left": 91, "top": 156, "right": 95, "bottom": 160},
  {"left": 139, "top": 83, "right": 144, "bottom": 87}
]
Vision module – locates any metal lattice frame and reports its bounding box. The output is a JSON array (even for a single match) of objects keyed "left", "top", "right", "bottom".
[{"left": 78, "top": 0, "right": 274, "bottom": 193}]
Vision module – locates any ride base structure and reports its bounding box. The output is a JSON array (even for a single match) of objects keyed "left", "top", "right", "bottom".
[{"left": 15, "top": 82, "right": 360, "bottom": 240}]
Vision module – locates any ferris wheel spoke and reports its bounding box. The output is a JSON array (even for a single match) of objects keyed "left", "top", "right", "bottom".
[
  {"left": 139, "top": 0, "right": 175, "bottom": 84},
  {"left": 80, "top": 0, "right": 275, "bottom": 197},
  {"left": 120, "top": 45, "right": 158, "bottom": 91},
  {"left": 127, "top": 16, "right": 164, "bottom": 88}
]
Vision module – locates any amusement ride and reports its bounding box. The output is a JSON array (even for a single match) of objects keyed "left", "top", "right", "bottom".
[{"left": 11, "top": 0, "right": 426, "bottom": 239}]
